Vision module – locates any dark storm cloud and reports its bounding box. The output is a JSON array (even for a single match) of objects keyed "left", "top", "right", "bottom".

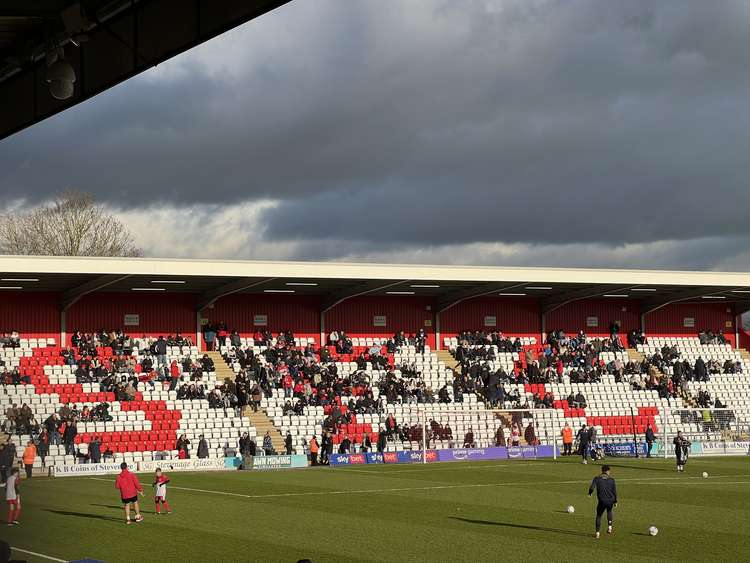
[{"left": 2, "top": 0, "right": 750, "bottom": 253}]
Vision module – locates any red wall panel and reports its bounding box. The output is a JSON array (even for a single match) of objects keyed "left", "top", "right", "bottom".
[
  {"left": 66, "top": 293, "right": 195, "bottom": 345},
  {"left": 325, "top": 297, "right": 436, "bottom": 348},
  {"left": 645, "top": 303, "right": 736, "bottom": 346},
  {"left": 546, "top": 299, "right": 639, "bottom": 337},
  {"left": 440, "top": 297, "right": 540, "bottom": 337},
  {"left": 0, "top": 292, "right": 60, "bottom": 342},
  {"left": 206, "top": 295, "right": 320, "bottom": 344}
]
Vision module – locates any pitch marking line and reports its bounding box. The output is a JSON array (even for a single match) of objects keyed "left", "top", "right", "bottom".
[
  {"left": 11, "top": 547, "right": 67, "bottom": 562},
  {"left": 90, "top": 473, "right": 750, "bottom": 500}
]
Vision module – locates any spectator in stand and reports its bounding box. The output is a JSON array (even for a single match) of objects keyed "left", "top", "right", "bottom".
[
  {"left": 36, "top": 429, "right": 49, "bottom": 466},
  {"left": 216, "top": 323, "right": 228, "bottom": 348},
  {"left": 176, "top": 434, "right": 190, "bottom": 459},
  {"left": 463, "top": 428, "right": 476, "bottom": 448},
  {"left": 44, "top": 413, "right": 61, "bottom": 445},
  {"left": 4, "top": 405, "right": 17, "bottom": 434},
  {"left": 89, "top": 436, "right": 102, "bottom": 464},
  {"left": 385, "top": 414, "right": 398, "bottom": 438},
  {"left": 627, "top": 329, "right": 646, "bottom": 348},
  {"left": 63, "top": 421, "right": 77, "bottom": 456},
  {"left": 377, "top": 431, "right": 387, "bottom": 453},
  {"left": 21, "top": 441, "right": 35, "bottom": 478},
  {"left": 204, "top": 325, "right": 216, "bottom": 351},
  {"left": 495, "top": 424, "right": 508, "bottom": 447},
  {"left": 574, "top": 392, "right": 587, "bottom": 409},
  {"left": 229, "top": 330, "right": 242, "bottom": 348},
  {"left": 362, "top": 433, "right": 372, "bottom": 453},
  {"left": 524, "top": 422, "right": 537, "bottom": 446},
  {"left": 511, "top": 425, "right": 520, "bottom": 447},
  {"left": 285, "top": 431, "right": 293, "bottom": 455},
  {"left": 263, "top": 431, "right": 273, "bottom": 456},
  {"left": 338, "top": 436, "right": 351, "bottom": 454},
  {"left": 197, "top": 435, "right": 209, "bottom": 459}
]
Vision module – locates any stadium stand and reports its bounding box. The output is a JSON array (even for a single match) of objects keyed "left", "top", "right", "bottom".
[
  {"left": 3, "top": 322, "right": 750, "bottom": 470},
  {"left": 0, "top": 333, "right": 257, "bottom": 473},
  {"left": 448, "top": 330, "right": 750, "bottom": 448},
  {"left": 219, "top": 330, "right": 503, "bottom": 456}
]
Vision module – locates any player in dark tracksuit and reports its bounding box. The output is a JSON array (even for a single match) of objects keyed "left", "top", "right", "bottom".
[{"left": 588, "top": 465, "right": 617, "bottom": 538}]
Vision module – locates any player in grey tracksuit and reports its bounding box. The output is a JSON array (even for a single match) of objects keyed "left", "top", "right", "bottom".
[{"left": 588, "top": 464, "right": 617, "bottom": 538}]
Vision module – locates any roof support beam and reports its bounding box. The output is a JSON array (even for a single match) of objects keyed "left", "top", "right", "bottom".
[
  {"left": 540, "top": 285, "right": 637, "bottom": 314},
  {"left": 196, "top": 278, "right": 276, "bottom": 311},
  {"left": 61, "top": 274, "right": 131, "bottom": 311},
  {"left": 321, "top": 280, "right": 410, "bottom": 313},
  {"left": 435, "top": 282, "right": 528, "bottom": 313},
  {"left": 641, "top": 287, "right": 745, "bottom": 316}
]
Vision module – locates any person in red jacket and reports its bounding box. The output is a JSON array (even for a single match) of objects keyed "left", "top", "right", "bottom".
[{"left": 114, "top": 462, "right": 144, "bottom": 525}]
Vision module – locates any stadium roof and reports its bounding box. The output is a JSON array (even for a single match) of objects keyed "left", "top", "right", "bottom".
[
  {"left": 1, "top": 255, "right": 750, "bottom": 314},
  {"left": 0, "top": 0, "right": 291, "bottom": 140}
]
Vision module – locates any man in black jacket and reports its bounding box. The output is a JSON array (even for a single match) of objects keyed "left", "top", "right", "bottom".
[
  {"left": 285, "top": 431, "right": 293, "bottom": 455},
  {"left": 578, "top": 424, "right": 591, "bottom": 464},
  {"left": 645, "top": 424, "right": 655, "bottom": 458},
  {"left": 588, "top": 465, "right": 617, "bottom": 538},
  {"left": 377, "top": 431, "right": 387, "bottom": 453}
]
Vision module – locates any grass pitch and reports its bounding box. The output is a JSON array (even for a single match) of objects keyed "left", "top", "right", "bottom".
[{"left": 5, "top": 456, "right": 750, "bottom": 562}]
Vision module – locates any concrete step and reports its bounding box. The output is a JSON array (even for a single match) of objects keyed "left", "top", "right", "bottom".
[
  {"left": 206, "top": 351, "right": 236, "bottom": 383},
  {"left": 627, "top": 349, "right": 645, "bottom": 363},
  {"left": 436, "top": 350, "right": 491, "bottom": 407},
  {"left": 436, "top": 350, "right": 459, "bottom": 371},
  {"left": 243, "top": 407, "right": 286, "bottom": 453}
]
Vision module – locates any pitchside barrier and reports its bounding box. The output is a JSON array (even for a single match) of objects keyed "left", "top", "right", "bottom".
[{"left": 52, "top": 454, "right": 309, "bottom": 476}]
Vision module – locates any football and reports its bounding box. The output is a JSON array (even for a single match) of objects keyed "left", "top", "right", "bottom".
[
  {"left": 702, "top": 472, "right": 709, "bottom": 478},
  {"left": 566, "top": 505, "right": 575, "bottom": 514},
  {"left": 649, "top": 526, "right": 659, "bottom": 536}
]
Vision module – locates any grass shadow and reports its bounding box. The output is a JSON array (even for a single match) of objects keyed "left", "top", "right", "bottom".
[
  {"left": 90, "top": 503, "right": 123, "bottom": 510},
  {"left": 45, "top": 509, "right": 123, "bottom": 523},
  {"left": 450, "top": 517, "right": 590, "bottom": 537},
  {"left": 604, "top": 463, "right": 669, "bottom": 473}
]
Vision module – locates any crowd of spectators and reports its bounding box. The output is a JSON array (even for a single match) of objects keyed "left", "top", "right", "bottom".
[
  {"left": 203, "top": 322, "right": 298, "bottom": 351},
  {"left": 698, "top": 329, "right": 728, "bottom": 345},
  {"left": 453, "top": 328, "right": 628, "bottom": 407},
  {"left": 456, "top": 330, "right": 524, "bottom": 352},
  {"left": 1, "top": 330, "right": 26, "bottom": 384},
  {"left": 0, "top": 331, "right": 21, "bottom": 348}
]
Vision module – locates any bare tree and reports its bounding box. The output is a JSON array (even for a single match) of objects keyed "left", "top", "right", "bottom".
[{"left": 0, "top": 191, "right": 142, "bottom": 257}]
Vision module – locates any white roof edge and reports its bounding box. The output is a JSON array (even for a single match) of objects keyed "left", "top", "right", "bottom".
[{"left": 0, "top": 255, "right": 749, "bottom": 287}]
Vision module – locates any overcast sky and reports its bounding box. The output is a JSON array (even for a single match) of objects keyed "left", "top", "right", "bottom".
[{"left": 2, "top": 0, "right": 750, "bottom": 270}]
